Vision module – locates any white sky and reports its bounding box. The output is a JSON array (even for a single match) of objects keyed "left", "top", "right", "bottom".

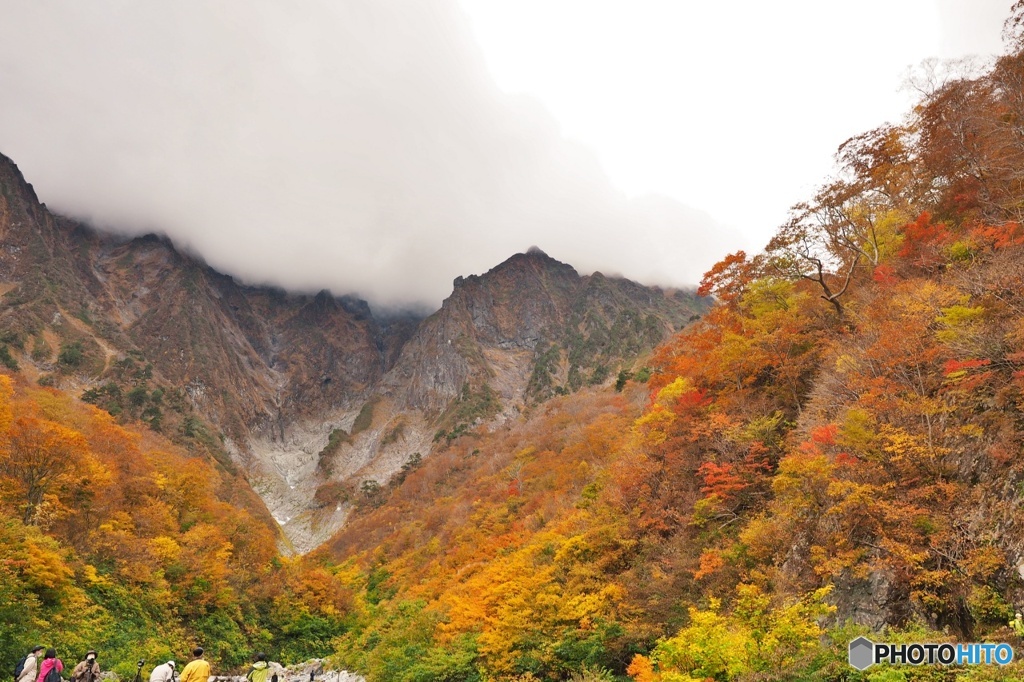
[
  {"left": 0, "top": 1, "right": 1010, "bottom": 307},
  {"left": 458, "top": 0, "right": 1008, "bottom": 248}
]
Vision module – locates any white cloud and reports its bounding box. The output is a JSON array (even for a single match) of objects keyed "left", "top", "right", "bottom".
[
  {"left": 458, "top": 0, "right": 1007, "bottom": 249},
  {"left": 0, "top": 0, "right": 738, "bottom": 307}
]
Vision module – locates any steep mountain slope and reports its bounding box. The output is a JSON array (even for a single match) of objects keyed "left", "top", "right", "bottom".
[
  {"left": 0, "top": 153, "right": 401, "bottom": 431},
  {"left": 385, "top": 249, "right": 700, "bottom": 412},
  {"left": 0, "top": 151, "right": 707, "bottom": 551},
  {"left": 242, "top": 248, "right": 706, "bottom": 551}
]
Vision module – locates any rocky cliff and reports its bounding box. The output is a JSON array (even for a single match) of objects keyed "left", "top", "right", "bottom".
[{"left": 0, "top": 151, "right": 708, "bottom": 551}]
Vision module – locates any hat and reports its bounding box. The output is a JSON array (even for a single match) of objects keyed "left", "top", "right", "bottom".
[
  {"left": 167, "top": 662, "right": 175, "bottom": 669},
  {"left": 86, "top": 651, "right": 97, "bottom": 658}
]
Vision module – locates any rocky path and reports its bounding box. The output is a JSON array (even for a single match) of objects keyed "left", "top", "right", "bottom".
[{"left": 210, "top": 659, "right": 363, "bottom": 682}]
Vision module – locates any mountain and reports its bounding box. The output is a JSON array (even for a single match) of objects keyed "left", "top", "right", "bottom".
[
  {"left": 0, "top": 151, "right": 708, "bottom": 551},
  {"left": 385, "top": 248, "right": 700, "bottom": 411}
]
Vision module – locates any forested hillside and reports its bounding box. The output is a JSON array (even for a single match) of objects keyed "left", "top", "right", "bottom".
[
  {"left": 0, "top": 374, "right": 350, "bottom": 676},
  {"left": 296, "top": 16, "right": 1024, "bottom": 682}
]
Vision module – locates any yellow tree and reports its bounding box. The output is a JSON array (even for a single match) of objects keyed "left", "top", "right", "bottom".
[{"left": 0, "top": 415, "right": 89, "bottom": 524}]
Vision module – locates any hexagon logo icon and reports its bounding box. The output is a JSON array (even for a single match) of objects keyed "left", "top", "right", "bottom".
[{"left": 848, "top": 636, "right": 875, "bottom": 670}]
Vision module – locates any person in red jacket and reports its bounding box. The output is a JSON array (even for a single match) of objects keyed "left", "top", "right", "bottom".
[{"left": 36, "top": 649, "right": 63, "bottom": 682}]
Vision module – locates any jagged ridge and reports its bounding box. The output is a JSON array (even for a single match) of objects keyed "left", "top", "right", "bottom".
[{"left": 0, "top": 151, "right": 708, "bottom": 551}]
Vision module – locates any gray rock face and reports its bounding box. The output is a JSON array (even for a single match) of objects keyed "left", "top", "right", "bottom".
[{"left": 0, "top": 151, "right": 709, "bottom": 552}]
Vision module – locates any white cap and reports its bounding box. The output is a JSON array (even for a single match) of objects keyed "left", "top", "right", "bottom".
[{"left": 168, "top": 662, "right": 175, "bottom": 668}]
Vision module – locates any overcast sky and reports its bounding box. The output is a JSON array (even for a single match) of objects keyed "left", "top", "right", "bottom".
[{"left": 0, "top": 1, "right": 1009, "bottom": 308}]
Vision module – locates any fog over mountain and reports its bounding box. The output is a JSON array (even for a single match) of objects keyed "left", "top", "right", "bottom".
[{"left": 0, "top": 1, "right": 740, "bottom": 307}]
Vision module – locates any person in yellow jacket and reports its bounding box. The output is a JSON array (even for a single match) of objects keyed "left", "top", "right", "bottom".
[
  {"left": 245, "top": 654, "right": 271, "bottom": 682},
  {"left": 178, "top": 648, "right": 210, "bottom": 682}
]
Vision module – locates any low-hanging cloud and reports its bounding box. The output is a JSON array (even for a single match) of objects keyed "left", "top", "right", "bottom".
[{"left": 0, "top": 0, "right": 742, "bottom": 308}]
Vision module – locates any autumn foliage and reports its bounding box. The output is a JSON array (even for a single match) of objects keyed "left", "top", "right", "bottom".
[
  {"left": 305, "top": 12, "right": 1024, "bottom": 682},
  {"left": 0, "top": 376, "right": 350, "bottom": 676}
]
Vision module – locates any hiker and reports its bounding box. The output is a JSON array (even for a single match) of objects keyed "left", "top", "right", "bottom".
[
  {"left": 148, "top": 661, "right": 175, "bottom": 682},
  {"left": 71, "top": 651, "right": 99, "bottom": 682},
  {"left": 244, "top": 654, "right": 270, "bottom": 682},
  {"left": 35, "top": 650, "right": 63, "bottom": 682},
  {"left": 16, "top": 646, "right": 44, "bottom": 682},
  {"left": 266, "top": 660, "right": 284, "bottom": 682},
  {"left": 178, "top": 648, "right": 209, "bottom": 682}
]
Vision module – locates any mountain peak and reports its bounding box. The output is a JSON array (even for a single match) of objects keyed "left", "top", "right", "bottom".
[
  {"left": 451, "top": 248, "right": 576, "bottom": 292},
  {"left": 0, "top": 151, "right": 41, "bottom": 215},
  {"left": 489, "top": 247, "right": 578, "bottom": 279}
]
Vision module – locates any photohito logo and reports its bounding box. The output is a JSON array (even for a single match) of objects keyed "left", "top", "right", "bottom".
[{"left": 848, "top": 637, "right": 1014, "bottom": 670}]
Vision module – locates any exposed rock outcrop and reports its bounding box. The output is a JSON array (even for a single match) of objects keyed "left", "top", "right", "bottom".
[{"left": 0, "top": 151, "right": 708, "bottom": 551}]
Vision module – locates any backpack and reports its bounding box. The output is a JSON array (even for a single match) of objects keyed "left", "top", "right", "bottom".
[
  {"left": 13, "top": 656, "right": 28, "bottom": 682},
  {"left": 43, "top": 666, "right": 61, "bottom": 682}
]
